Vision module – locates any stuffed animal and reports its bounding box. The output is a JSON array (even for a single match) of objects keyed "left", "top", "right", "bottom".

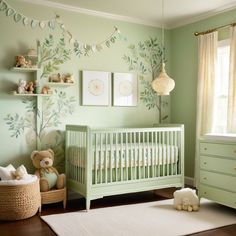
[
  {"left": 25, "top": 81, "right": 34, "bottom": 94},
  {"left": 49, "top": 73, "right": 63, "bottom": 83},
  {"left": 12, "top": 165, "right": 30, "bottom": 180},
  {"left": 17, "top": 79, "right": 27, "bottom": 94},
  {"left": 173, "top": 188, "right": 199, "bottom": 212},
  {"left": 41, "top": 86, "right": 52, "bottom": 94},
  {"left": 31, "top": 149, "right": 65, "bottom": 192},
  {"left": 63, "top": 73, "right": 74, "bottom": 83},
  {"left": 15, "top": 55, "right": 29, "bottom": 68}
]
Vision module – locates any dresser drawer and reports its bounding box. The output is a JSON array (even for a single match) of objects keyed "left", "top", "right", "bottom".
[
  {"left": 200, "top": 170, "right": 236, "bottom": 192},
  {"left": 200, "top": 156, "right": 236, "bottom": 175},
  {"left": 199, "top": 185, "right": 236, "bottom": 209},
  {"left": 200, "top": 142, "right": 236, "bottom": 158}
]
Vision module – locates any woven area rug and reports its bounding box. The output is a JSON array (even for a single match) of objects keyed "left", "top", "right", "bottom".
[{"left": 41, "top": 199, "right": 236, "bottom": 236}]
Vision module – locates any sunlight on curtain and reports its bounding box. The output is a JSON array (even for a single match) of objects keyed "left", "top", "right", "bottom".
[
  {"left": 212, "top": 40, "right": 230, "bottom": 133},
  {"left": 195, "top": 31, "right": 218, "bottom": 187},
  {"left": 227, "top": 26, "right": 236, "bottom": 133}
]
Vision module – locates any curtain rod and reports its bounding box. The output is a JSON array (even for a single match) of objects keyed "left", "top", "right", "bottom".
[{"left": 194, "top": 22, "right": 236, "bottom": 36}]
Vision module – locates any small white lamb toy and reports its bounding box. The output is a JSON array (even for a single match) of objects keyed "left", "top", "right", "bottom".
[
  {"left": 17, "top": 79, "right": 27, "bottom": 94},
  {"left": 173, "top": 188, "right": 199, "bottom": 212}
]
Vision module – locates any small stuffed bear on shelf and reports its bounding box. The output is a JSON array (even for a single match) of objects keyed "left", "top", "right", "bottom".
[{"left": 31, "top": 149, "right": 65, "bottom": 192}]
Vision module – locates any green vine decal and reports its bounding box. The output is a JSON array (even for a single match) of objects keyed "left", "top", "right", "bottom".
[
  {"left": 37, "top": 33, "right": 71, "bottom": 79},
  {"left": 39, "top": 90, "right": 76, "bottom": 137},
  {"left": 4, "top": 98, "right": 36, "bottom": 138},
  {"left": 4, "top": 91, "right": 75, "bottom": 140},
  {"left": 123, "top": 37, "right": 168, "bottom": 122}
]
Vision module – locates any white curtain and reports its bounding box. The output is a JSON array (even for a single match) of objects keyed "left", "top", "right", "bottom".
[
  {"left": 227, "top": 26, "right": 236, "bottom": 133},
  {"left": 194, "top": 31, "right": 218, "bottom": 187}
]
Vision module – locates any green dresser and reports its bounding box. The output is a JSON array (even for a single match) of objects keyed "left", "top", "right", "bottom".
[{"left": 198, "top": 137, "right": 236, "bottom": 209}]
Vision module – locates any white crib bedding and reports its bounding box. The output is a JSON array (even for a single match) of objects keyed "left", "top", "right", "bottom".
[{"left": 69, "top": 143, "right": 179, "bottom": 169}]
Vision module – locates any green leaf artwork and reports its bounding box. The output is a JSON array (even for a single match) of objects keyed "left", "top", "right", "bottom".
[
  {"left": 37, "top": 33, "right": 71, "bottom": 79},
  {"left": 123, "top": 37, "right": 168, "bottom": 123}
]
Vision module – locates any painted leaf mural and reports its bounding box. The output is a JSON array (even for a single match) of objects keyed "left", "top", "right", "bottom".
[
  {"left": 123, "top": 37, "right": 168, "bottom": 122},
  {"left": 37, "top": 33, "right": 71, "bottom": 79}
]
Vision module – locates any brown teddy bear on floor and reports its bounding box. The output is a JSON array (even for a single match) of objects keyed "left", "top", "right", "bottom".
[{"left": 31, "top": 149, "right": 65, "bottom": 192}]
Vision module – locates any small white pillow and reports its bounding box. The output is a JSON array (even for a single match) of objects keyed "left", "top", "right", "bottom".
[{"left": 0, "top": 164, "right": 16, "bottom": 180}]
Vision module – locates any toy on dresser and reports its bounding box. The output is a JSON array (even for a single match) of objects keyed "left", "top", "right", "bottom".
[{"left": 173, "top": 188, "right": 200, "bottom": 212}]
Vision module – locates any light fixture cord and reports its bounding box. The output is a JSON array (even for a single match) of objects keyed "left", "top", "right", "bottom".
[{"left": 161, "top": 0, "right": 164, "bottom": 63}]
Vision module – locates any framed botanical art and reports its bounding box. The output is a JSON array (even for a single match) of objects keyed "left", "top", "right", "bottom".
[
  {"left": 112, "top": 72, "right": 138, "bottom": 106},
  {"left": 82, "top": 70, "right": 111, "bottom": 106}
]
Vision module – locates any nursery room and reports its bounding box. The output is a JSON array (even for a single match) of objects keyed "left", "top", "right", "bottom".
[{"left": 0, "top": 0, "right": 236, "bottom": 235}]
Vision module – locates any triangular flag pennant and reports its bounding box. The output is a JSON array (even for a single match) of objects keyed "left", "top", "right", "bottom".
[
  {"left": 6, "top": 8, "right": 14, "bottom": 16},
  {"left": 14, "top": 13, "right": 22, "bottom": 22}
]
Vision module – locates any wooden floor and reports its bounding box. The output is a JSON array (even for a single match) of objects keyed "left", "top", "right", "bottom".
[{"left": 0, "top": 188, "right": 235, "bottom": 236}]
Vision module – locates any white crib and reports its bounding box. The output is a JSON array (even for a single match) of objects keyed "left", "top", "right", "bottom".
[{"left": 66, "top": 124, "right": 184, "bottom": 210}]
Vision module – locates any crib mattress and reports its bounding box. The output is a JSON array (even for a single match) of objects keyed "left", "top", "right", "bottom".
[{"left": 69, "top": 143, "right": 179, "bottom": 169}]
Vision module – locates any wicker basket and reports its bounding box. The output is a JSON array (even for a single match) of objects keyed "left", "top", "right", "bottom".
[{"left": 0, "top": 179, "right": 41, "bottom": 221}]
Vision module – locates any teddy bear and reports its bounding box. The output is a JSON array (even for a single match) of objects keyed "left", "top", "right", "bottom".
[
  {"left": 31, "top": 149, "right": 65, "bottom": 192},
  {"left": 173, "top": 188, "right": 199, "bottom": 212},
  {"left": 25, "top": 81, "right": 34, "bottom": 94},
  {"left": 41, "top": 86, "right": 52, "bottom": 94},
  {"left": 15, "top": 55, "right": 29, "bottom": 68}
]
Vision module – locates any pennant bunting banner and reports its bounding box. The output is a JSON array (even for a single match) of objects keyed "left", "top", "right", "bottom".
[{"left": 0, "top": 0, "right": 126, "bottom": 57}]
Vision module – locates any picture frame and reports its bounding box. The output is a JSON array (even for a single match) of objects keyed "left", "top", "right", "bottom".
[
  {"left": 82, "top": 70, "right": 111, "bottom": 106},
  {"left": 112, "top": 72, "right": 138, "bottom": 106}
]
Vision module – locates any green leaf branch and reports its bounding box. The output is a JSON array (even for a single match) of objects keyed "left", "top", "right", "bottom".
[
  {"left": 123, "top": 37, "right": 168, "bottom": 122},
  {"left": 37, "top": 33, "right": 71, "bottom": 79}
]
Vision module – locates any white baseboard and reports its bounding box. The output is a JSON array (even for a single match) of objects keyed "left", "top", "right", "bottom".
[{"left": 184, "top": 176, "right": 195, "bottom": 187}]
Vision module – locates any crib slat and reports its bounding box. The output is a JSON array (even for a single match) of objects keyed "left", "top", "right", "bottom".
[
  {"left": 147, "top": 132, "right": 150, "bottom": 179},
  {"left": 151, "top": 132, "right": 154, "bottom": 178},
  {"left": 95, "top": 133, "right": 98, "bottom": 185},
  {"left": 110, "top": 133, "right": 112, "bottom": 183},
  {"left": 125, "top": 132, "right": 128, "bottom": 181},
  {"left": 120, "top": 132, "right": 123, "bottom": 182},
  {"left": 105, "top": 133, "right": 108, "bottom": 184},
  {"left": 138, "top": 132, "right": 141, "bottom": 180},
  {"left": 115, "top": 133, "right": 118, "bottom": 182},
  {"left": 100, "top": 133, "right": 103, "bottom": 184},
  {"left": 142, "top": 132, "right": 145, "bottom": 179}
]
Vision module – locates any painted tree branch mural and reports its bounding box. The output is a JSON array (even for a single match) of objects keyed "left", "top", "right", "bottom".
[
  {"left": 37, "top": 33, "right": 71, "bottom": 79},
  {"left": 4, "top": 91, "right": 76, "bottom": 172},
  {"left": 123, "top": 37, "right": 168, "bottom": 122}
]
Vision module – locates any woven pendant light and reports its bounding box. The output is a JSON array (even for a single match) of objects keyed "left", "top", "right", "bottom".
[
  {"left": 151, "top": 0, "right": 175, "bottom": 95},
  {"left": 151, "top": 63, "right": 175, "bottom": 95}
]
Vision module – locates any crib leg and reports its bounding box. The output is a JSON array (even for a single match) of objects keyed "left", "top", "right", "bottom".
[{"left": 86, "top": 198, "right": 91, "bottom": 211}]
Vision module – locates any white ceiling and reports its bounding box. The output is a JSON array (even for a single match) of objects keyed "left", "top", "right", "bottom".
[{"left": 21, "top": 0, "right": 236, "bottom": 28}]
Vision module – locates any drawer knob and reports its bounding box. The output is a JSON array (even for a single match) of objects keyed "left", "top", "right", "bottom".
[
  {"left": 204, "top": 162, "right": 207, "bottom": 165},
  {"left": 234, "top": 167, "right": 236, "bottom": 170},
  {"left": 204, "top": 191, "right": 207, "bottom": 194},
  {"left": 204, "top": 148, "right": 207, "bottom": 150},
  {"left": 203, "top": 177, "right": 207, "bottom": 180}
]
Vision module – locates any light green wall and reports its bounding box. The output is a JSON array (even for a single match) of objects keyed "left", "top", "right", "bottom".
[
  {"left": 2, "top": 1, "right": 235, "bottom": 179},
  {"left": 0, "top": 0, "right": 171, "bottom": 172},
  {"left": 170, "top": 9, "right": 236, "bottom": 178}
]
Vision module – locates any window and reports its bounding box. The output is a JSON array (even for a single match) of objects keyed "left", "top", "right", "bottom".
[{"left": 212, "top": 39, "right": 230, "bottom": 134}]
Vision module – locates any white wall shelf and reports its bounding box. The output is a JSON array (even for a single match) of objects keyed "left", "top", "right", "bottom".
[
  {"left": 46, "top": 82, "right": 74, "bottom": 87},
  {"left": 10, "top": 67, "right": 38, "bottom": 72}
]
